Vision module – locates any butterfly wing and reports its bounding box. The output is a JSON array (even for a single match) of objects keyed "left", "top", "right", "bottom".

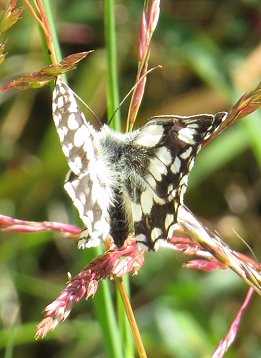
[
  {"left": 52, "top": 79, "right": 113, "bottom": 247},
  {"left": 52, "top": 79, "right": 227, "bottom": 250},
  {"left": 130, "top": 113, "right": 227, "bottom": 249},
  {"left": 52, "top": 79, "right": 98, "bottom": 175}
]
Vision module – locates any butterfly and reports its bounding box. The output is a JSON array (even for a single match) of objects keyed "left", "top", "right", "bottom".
[{"left": 52, "top": 78, "right": 227, "bottom": 251}]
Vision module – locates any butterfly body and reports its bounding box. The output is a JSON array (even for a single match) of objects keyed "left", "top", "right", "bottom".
[{"left": 52, "top": 79, "right": 227, "bottom": 250}]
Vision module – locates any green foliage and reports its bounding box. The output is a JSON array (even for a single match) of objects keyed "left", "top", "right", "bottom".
[{"left": 0, "top": 1, "right": 260, "bottom": 357}]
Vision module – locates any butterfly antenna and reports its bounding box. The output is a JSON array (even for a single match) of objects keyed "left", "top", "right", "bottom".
[
  {"left": 107, "top": 65, "right": 162, "bottom": 127},
  {"left": 63, "top": 82, "right": 103, "bottom": 126}
]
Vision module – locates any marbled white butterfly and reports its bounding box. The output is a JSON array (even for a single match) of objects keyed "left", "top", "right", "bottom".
[{"left": 52, "top": 78, "right": 227, "bottom": 251}]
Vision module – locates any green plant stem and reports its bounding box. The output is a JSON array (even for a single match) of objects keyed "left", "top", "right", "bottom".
[
  {"left": 104, "top": 1, "right": 134, "bottom": 357},
  {"left": 104, "top": 0, "right": 121, "bottom": 131},
  {"left": 84, "top": 246, "right": 123, "bottom": 358},
  {"left": 116, "top": 276, "right": 134, "bottom": 358},
  {"left": 41, "top": 0, "right": 63, "bottom": 64}
]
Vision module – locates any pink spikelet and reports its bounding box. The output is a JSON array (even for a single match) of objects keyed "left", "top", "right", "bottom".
[
  {"left": 126, "top": 0, "right": 160, "bottom": 131},
  {"left": 212, "top": 288, "right": 254, "bottom": 358},
  {"left": 35, "top": 238, "right": 144, "bottom": 338},
  {"left": 0, "top": 214, "right": 81, "bottom": 236}
]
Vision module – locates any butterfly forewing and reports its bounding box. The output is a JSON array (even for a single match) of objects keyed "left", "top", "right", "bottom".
[
  {"left": 52, "top": 79, "right": 114, "bottom": 247},
  {"left": 52, "top": 79, "right": 99, "bottom": 175},
  {"left": 52, "top": 78, "right": 227, "bottom": 250},
  {"left": 130, "top": 113, "right": 227, "bottom": 249}
]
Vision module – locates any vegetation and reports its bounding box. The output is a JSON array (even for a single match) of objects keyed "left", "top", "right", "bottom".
[{"left": 0, "top": 1, "right": 260, "bottom": 357}]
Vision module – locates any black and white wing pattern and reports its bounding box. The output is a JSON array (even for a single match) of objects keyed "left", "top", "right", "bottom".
[
  {"left": 52, "top": 79, "right": 114, "bottom": 247},
  {"left": 52, "top": 78, "right": 227, "bottom": 250},
  {"left": 122, "top": 113, "right": 226, "bottom": 250}
]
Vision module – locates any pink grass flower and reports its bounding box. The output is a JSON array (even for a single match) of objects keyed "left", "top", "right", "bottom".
[
  {"left": 212, "top": 288, "right": 254, "bottom": 358},
  {"left": 138, "top": 0, "right": 160, "bottom": 61},
  {"left": 127, "top": 0, "right": 160, "bottom": 131},
  {"left": 35, "top": 238, "right": 144, "bottom": 338},
  {"left": 0, "top": 214, "right": 81, "bottom": 237},
  {"left": 169, "top": 236, "right": 228, "bottom": 271},
  {"left": 177, "top": 205, "right": 261, "bottom": 295}
]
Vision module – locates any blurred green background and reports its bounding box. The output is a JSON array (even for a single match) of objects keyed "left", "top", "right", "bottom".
[{"left": 0, "top": 0, "right": 261, "bottom": 357}]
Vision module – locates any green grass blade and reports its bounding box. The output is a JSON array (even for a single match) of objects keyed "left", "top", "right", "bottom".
[
  {"left": 104, "top": 1, "right": 134, "bottom": 357},
  {"left": 104, "top": 0, "right": 121, "bottom": 131},
  {"left": 82, "top": 246, "right": 123, "bottom": 358},
  {"left": 42, "top": 0, "right": 63, "bottom": 63}
]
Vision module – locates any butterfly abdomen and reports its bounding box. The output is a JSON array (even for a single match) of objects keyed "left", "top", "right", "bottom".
[{"left": 108, "top": 188, "right": 131, "bottom": 247}]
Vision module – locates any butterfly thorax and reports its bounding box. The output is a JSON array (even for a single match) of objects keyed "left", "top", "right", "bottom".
[{"left": 98, "top": 127, "right": 149, "bottom": 246}]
